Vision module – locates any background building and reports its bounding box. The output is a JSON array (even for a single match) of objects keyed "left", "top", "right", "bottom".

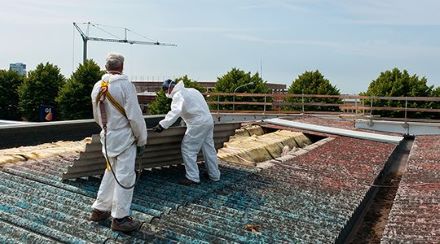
[
  {"left": 132, "top": 80, "right": 286, "bottom": 93},
  {"left": 9, "top": 63, "right": 26, "bottom": 76}
]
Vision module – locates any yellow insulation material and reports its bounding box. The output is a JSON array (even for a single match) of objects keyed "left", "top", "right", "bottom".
[
  {"left": 293, "top": 133, "right": 312, "bottom": 147},
  {"left": 218, "top": 135, "right": 273, "bottom": 165},
  {"left": 233, "top": 128, "right": 250, "bottom": 137},
  {"left": 245, "top": 125, "right": 265, "bottom": 136},
  {"left": 219, "top": 129, "right": 311, "bottom": 166},
  {"left": 271, "top": 130, "right": 301, "bottom": 149},
  {"left": 229, "top": 125, "right": 265, "bottom": 142},
  {"left": 0, "top": 138, "right": 89, "bottom": 165}
]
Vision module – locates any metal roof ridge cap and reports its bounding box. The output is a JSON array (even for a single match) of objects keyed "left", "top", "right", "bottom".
[{"left": 264, "top": 118, "right": 403, "bottom": 144}]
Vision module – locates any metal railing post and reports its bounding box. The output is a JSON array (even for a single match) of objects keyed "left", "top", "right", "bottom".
[
  {"left": 232, "top": 94, "right": 235, "bottom": 112},
  {"left": 355, "top": 98, "right": 358, "bottom": 116},
  {"left": 263, "top": 95, "right": 267, "bottom": 114},
  {"left": 405, "top": 97, "right": 408, "bottom": 121},
  {"left": 217, "top": 94, "right": 220, "bottom": 113},
  {"left": 302, "top": 92, "right": 305, "bottom": 113}
]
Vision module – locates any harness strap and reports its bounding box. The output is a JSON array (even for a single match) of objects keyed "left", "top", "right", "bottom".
[
  {"left": 96, "top": 80, "right": 127, "bottom": 171},
  {"left": 96, "top": 80, "right": 127, "bottom": 119}
]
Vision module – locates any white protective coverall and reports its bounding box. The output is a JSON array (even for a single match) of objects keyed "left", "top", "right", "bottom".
[
  {"left": 159, "top": 81, "right": 220, "bottom": 182},
  {"left": 90, "top": 73, "right": 147, "bottom": 218}
]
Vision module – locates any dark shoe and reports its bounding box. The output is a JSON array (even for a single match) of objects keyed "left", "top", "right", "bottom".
[
  {"left": 178, "top": 178, "right": 200, "bottom": 186},
  {"left": 111, "top": 216, "right": 141, "bottom": 233},
  {"left": 203, "top": 172, "right": 220, "bottom": 182},
  {"left": 89, "top": 209, "right": 111, "bottom": 222},
  {"left": 202, "top": 172, "right": 210, "bottom": 179}
]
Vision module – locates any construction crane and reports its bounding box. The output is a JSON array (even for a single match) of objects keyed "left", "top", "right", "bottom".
[{"left": 73, "top": 22, "right": 177, "bottom": 63}]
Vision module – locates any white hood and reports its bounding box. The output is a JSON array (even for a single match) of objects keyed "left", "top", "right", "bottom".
[
  {"left": 169, "top": 81, "right": 185, "bottom": 98},
  {"left": 101, "top": 73, "right": 128, "bottom": 83}
]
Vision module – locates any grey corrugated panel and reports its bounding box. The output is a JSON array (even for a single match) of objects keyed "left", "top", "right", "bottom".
[
  {"left": 166, "top": 206, "right": 283, "bottom": 243},
  {"left": 155, "top": 216, "right": 229, "bottom": 242},
  {"left": 0, "top": 220, "right": 57, "bottom": 244},
  {"left": 79, "top": 141, "right": 226, "bottom": 161},
  {"left": 62, "top": 123, "right": 240, "bottom": 179},
  {"left": 62, "top": 151, "right": 223, "bottom": 179},
  {"left": 0, "top": 194, "right": 116, "bottom": 243},
  {"left": 0, "top": 211, "right": 89, "bottom": 244}
]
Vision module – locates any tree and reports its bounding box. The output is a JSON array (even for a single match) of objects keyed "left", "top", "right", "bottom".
[
  {"left": 213, "top": 68, "right": 270, "bottom": 111},
  {"left": 18, "top": 63, "right": 65, "bottom": 121},
  {"left": 149, "top": 75, "right": 206, "bottom": 115},
  {"left": 287, "top": 70, "right": 340, "bottom": 111},
  {"left": 56, "top": 60, "right": 104, "bottom": 120},
  {"left": 432, "top": 87, "right": 440, "bottom": 97},
  {"left": 0, "top": 70, "right": 24, "bottom": 120},
  {"left": 362, "top": 68, "right": 433, "bottom": 118}
]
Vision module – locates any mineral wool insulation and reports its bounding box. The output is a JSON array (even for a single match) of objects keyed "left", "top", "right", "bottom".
[
  {"left": 0, "top": 139, "right": 88, "bottom": 165},
  {"left": 218, "top": 125, "right": 311, "bottom": 166}
]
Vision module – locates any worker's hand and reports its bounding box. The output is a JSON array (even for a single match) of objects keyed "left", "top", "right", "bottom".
[
  {"left": 136, "top": 145, "right": 145, "bottom": 158},
  {"left": 152, "top": 124, "right": 164, "bottom": 133}
]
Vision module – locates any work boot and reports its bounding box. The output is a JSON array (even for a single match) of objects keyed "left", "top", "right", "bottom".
[
  {"left": 111, "top": 216, "right": 141, "bottom": 233},
  {"left": 203, "top": 172, "right": 220, "bottom": 182},
  {"left": 89, "top": 209, "right": 111, "bottom": 222},
  {"left": 178, "top": 178, "right": 200, "bottom": 186}
]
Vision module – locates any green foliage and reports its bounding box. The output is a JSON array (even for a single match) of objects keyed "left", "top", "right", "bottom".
[
  {"left": 18, "top": 63, "right": 65, "bottom": 121},
  {"left": 212, "top": 68, "right": 270, "bottom": 111},
  {"left": 56, "top": 60, "right": 104, "bottom": 120},
  {"left": 432, "top": 87, "right": 440, "bottom": 97},
  {"left": 149, "top": 75, "right": 206, "bottom": 115},
  {"left": 287, "top": 70, "right": 340, "bottom": 111},
  {"left": 149, "top": 89, "right": 170, "bottom": 115},
  {"left": 0, "top": 70, "right": 24, "bottom": 120},
  {"left": 364, "top": 68, "right": 432, "bottom": 97},
  {"left": 363, "top": 68, "right": 433, "bottom": 118}
]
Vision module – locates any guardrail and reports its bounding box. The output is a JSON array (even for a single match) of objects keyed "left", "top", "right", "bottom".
[{"left": 205, "top": 92, "right": 440, "bottom": 120}]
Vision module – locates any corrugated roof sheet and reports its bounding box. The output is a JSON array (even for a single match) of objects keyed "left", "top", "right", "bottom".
[
  {"left": 0, "top": 134, "right": 397, "bottom": 243},
  {"left": 381, "top": 135, "right": 440, "bottom": 243}
]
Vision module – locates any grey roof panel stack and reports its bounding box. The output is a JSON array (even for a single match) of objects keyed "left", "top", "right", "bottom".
[{"left": 62, "top": 123, "right": 241, "bottom": 179}]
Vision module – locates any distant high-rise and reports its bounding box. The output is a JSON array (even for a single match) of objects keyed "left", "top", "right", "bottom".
[{"left": 10, "top": 63, "right": 26, "bottom": 76}]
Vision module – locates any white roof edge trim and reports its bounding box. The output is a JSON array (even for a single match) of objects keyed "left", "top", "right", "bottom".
[{"left": 264, "top": 118, "right": 403, "bottom": 144}]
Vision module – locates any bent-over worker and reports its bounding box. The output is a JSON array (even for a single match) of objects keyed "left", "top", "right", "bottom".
[{"left": 152, "top": 79, "right": 220, "bottom": 185}]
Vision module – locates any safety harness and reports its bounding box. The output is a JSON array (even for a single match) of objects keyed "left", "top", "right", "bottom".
[{"left": 97, "top": 79, "right": 142, "bottom": 190}]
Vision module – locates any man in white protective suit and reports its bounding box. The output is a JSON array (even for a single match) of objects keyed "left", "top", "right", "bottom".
[
  {"left": 152, "top": 79, "right": 220, "bottom": 185},
  {"left": 89, "top": 53, "right": 147, "bottom": 233}
]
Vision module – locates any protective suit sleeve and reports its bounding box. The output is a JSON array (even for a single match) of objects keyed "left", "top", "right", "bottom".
[
  {"left": 159, "top": 93, "right": 183, "bottom": 129},
  {"left": 91, "top": 84, "right": 100, "bottom": 126},
  {"left": 124, "top": 82, "right": 148, "bottom": 146}
]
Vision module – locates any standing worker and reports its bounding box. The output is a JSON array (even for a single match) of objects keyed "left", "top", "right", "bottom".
[
  {"left": 89, "top": 53, "right": 147, "bottom": 232},
  {"left": 152, "top": 79, "right": 220, "bottom": 185}
]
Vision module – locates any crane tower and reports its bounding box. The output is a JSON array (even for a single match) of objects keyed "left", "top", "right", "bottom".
[{"left": 73, "top": 22, "right": 177, "bottom": 63}]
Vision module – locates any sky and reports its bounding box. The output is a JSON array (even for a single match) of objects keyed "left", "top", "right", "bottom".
[{"left": 1, "top": 0, "right": 440, "bottom": 94}]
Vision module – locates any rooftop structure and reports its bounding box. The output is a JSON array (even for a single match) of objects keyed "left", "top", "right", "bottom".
[
  {"left": 0, "top": 115, "right": 438, "bottom": 242},
  {"left": 9, "top": 63, "right": 26, "bottom": 76}
]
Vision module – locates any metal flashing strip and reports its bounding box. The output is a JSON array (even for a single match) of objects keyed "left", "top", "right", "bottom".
[
  {"left": 264, "top": 118, "right": 404, "bottom": 144},
  {"left": 356, "top": 119, "right": 440, "bottom": 136}
]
